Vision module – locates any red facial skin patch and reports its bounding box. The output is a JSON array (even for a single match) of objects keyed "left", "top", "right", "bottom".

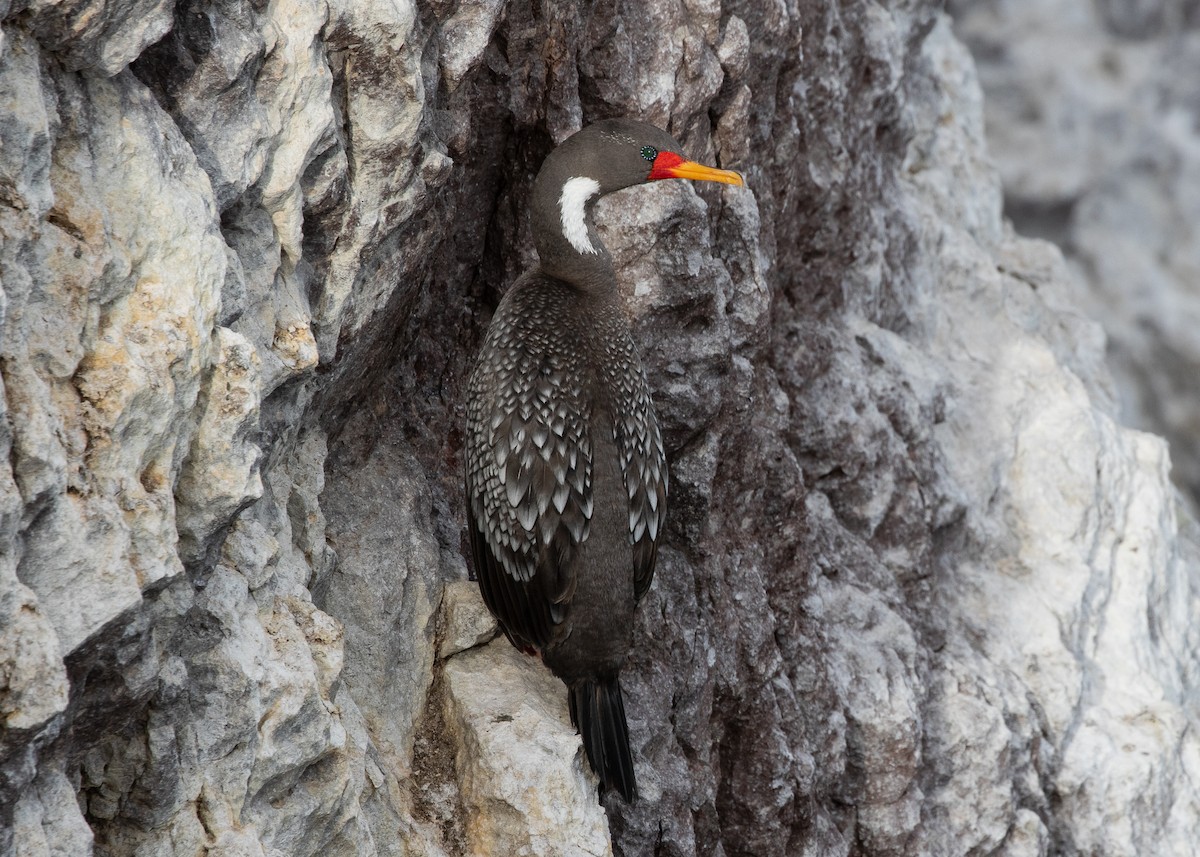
[{"left": 648, "top": 150, "right": 686, "bottom": 180}]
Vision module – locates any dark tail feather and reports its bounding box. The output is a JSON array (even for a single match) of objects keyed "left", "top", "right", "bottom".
[
  {"left": 568, "top": 675, "right": 637, "bottom": 802},
  {"left": 568, "top": 672, "right": 638, "bottom": 801}
]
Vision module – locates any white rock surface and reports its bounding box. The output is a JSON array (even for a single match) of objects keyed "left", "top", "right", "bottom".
[
  {"left": 175, "top": 326, "right": 263, "bottom": 565},
  {"left": 439, "top": 580, "right": 498, "bottom": 660},
  {"left": 11, "top": 64, "right": 227, "bottom": 654},
  {"left": 443, "top": 639, "right": 613, "bottom": 857}
]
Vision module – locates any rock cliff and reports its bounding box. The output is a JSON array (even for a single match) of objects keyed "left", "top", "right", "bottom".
[
  {"left": 953, "top": 0, "right": 1200, "bottom": 511},
  {"left": 2, "top": 1, "right": 1197, "bottom": 855}
]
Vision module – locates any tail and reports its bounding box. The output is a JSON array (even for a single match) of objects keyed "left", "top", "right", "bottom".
[{"left": 568, "top": 675, "right": 637, "bottom": 802}]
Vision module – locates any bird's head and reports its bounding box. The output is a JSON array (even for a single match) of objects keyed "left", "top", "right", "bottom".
[
  {"left": 531, "top": 118, "right": 744, "bottom": 269},
  {"left": 535, "top": 117, "right": 739, "bottom": 198},
  {"left": 547, "top": 118, "right": 744, "bottom": 194}
]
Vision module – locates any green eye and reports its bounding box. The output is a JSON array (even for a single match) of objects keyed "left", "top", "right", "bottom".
[{"left": 641, "top": 146, "right": 658, "bottom": 162}]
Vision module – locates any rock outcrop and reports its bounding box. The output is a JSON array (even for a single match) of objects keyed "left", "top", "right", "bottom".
[
  {"left": 1, "top": 1, "right": 1197, "bottom": 856},
  {"left": 952, "top": 0, "right": 1200, "bottom": 510}
]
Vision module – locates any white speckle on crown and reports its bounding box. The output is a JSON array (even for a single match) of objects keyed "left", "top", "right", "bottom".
[{"left": 559, "top": 176, "right": 601, "bottom": 255}]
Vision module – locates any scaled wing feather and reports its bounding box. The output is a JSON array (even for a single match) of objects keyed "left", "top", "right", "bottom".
[{"left": 465, "top": 282, "right": 595, "bottom": 649}]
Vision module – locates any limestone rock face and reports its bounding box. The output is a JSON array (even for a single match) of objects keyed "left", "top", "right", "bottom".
[
  {"left": 952, "top": 0, "right": 1200, "bottom": 508},
  {"left": 1, "top": 2, "right": 1197, "bottom": 857},
  {"left": 443, "top": 640, "right": 613, "bottom": 857}
]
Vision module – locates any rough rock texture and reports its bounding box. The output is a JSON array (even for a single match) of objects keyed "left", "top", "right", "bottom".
[
  {"left": 1, "top": 2, "right": 1198, "bottom": 857},
  {"left": 443, "top": 640, "right": 612, "bottom": 857},
  {"left": 951, "top": 0, "right": 1200, "bottom": 509}
]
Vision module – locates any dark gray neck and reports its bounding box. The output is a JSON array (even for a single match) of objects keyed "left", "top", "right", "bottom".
[{"left": 529, "top": 156, "right": 618, "bottom": 292}]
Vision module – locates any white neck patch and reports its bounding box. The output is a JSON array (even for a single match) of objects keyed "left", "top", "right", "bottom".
[{"left": 559, "top": 176, "right": 601, "bottom": 255}]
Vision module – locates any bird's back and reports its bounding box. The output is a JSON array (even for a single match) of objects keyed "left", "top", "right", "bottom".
[{"left": 464, "top": 272, "right": 666, "bottom": 669}]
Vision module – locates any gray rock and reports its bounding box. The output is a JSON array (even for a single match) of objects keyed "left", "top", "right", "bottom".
[
  {"left": 12, "top": 766, "right": 95, "bottom": 855},
  {"left": 0, "top": 30, "right": 55, "bottom": 219},
  {"left": 1, "top": 0, "right": 1198, "bottom": 855},
  {"left": 317, "top": 422, "right": 442, "bottom": 788},
  {"left": 23, "top": 0, "right": 174, "bottom": 75},
  {"left": 952, "top": 0, "right": 1200, "bottom": 507}
]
